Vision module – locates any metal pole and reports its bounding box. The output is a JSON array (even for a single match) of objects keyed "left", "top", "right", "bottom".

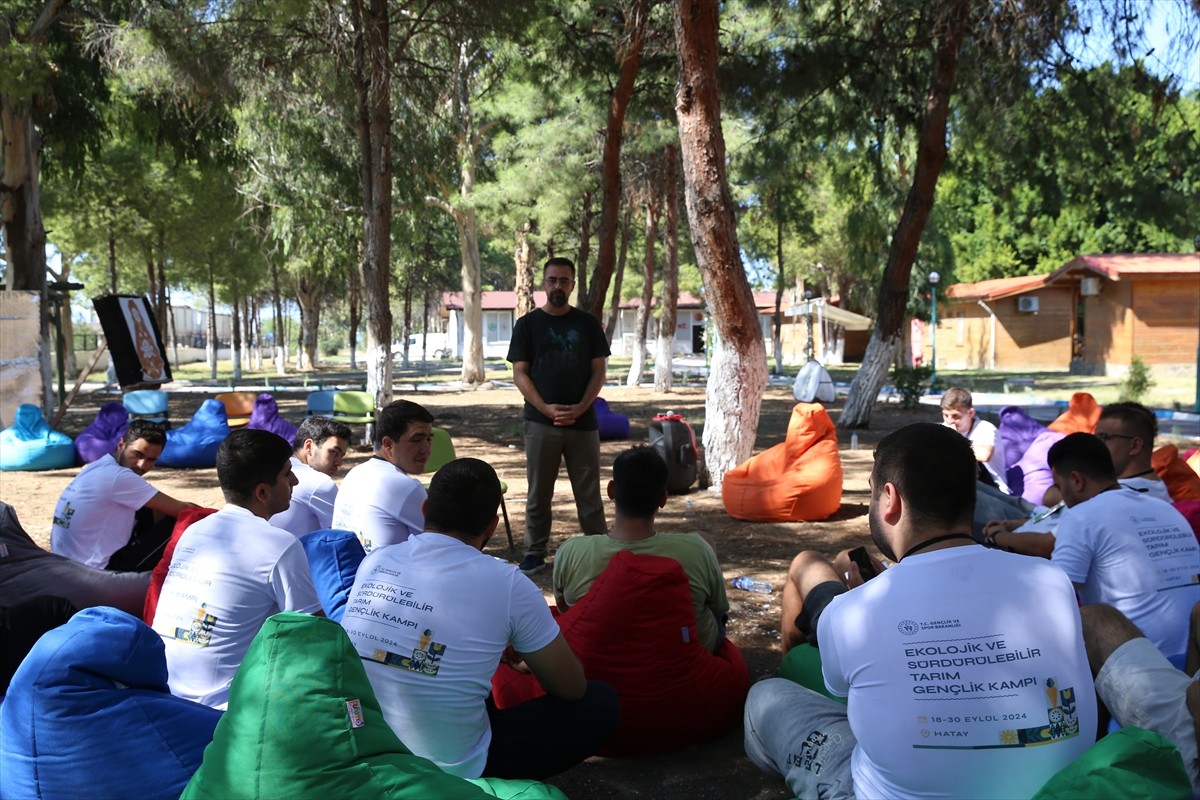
[
  {"left": 1193, "top": 233, "right": 1199, "bottom": 412},
  {"left": 929, "top": 271, "right": 940, "bottom": 392}
]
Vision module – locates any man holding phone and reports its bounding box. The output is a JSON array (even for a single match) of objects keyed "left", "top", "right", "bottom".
[{"left": 745, "top": 423, "right": 1096, "bottom": 799}]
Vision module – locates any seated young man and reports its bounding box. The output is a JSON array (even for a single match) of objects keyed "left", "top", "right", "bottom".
[
  {"left": 552, "top": 445, "right": 729, "bottom": 653},
  {"left": 270, "top": 416, "right": 352, "bottom": 537},
  {"left": 941, "top": 387, "right": 1008, "bottom": 492},
  {"left": 340, "top": 457, "right": 618, "bottom": 781},
  {"left": 332, "top": 399, "right": 433, "bottom": 551},
  {"left": 745, "top": 423, "right": 1096, "bottom": 799},
  {"left": 51, "top": 420, "right": 197, "bottom": 571},
  {"left": 1080, "top": 602, "right": 1199, "bottom": 793},
  {"left": 151, "top": 429, "right": 323, "bottom": 709}
]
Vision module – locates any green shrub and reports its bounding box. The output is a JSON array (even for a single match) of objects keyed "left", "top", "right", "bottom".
[
  {"left": 893, "top": 365, "right": 934, "bottom": 409},
  {"left": 1119, "top": 356, "right": 1154, "bottom": 403}
]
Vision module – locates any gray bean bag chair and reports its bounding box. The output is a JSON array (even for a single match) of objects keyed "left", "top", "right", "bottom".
[{"left": 0, "top": 502, "right": 149, "bottom": 615}]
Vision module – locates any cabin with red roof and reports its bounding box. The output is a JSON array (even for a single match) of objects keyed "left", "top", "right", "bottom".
[{"left": 934, "top": 254, "right": 1199, "bottom": 375}]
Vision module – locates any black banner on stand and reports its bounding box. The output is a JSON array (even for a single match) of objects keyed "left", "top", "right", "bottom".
[{"left": 93, "top": 295, "right": 172, "bottom": 389}]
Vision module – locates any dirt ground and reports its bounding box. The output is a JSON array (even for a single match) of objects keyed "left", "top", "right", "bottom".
[{"left": 2, "top": 376, "right": 927, "bottom": 800}]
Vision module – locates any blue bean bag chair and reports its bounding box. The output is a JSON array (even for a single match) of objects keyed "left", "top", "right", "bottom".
[
  {"left": 594, "top": 397, "right": 631, "bottom": 440},
  {"left": 158, "top": 399, "right": 231, "bottom": 468},
  {"left": 0, "top": 403, "right": 75, "bottom": 471},
  {"left": 246, "top": 392, "right": 297, "bottom": 444},
  {"left": 74, "top": 401, "right": 130, "bottom": 464},
  {"left": 299, "top": 528, "right": 366, "bottom": 622},
  {"left": 0, "top": 606, "right": 222, "bottom": 800}
]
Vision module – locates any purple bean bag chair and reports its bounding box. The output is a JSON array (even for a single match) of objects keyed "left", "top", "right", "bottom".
[
  {"left": 0, "top": 404, "right": 75, "bottom": 471},
  {"left": 0, "top": 606, "right": 221, "bottom": 800},
  {"left": 246, "top": 393, "right": 297, "bottom": 444},
  {"left": 158, "top": 399, "right": 231, "bottom": 469},
  {"left": 594, "top": 397, "right": 631, "bottom": 441},
  {"left": 1008, "top": 429, "right": 1066, "bottom": 505},
  {"left": 74, "top": 401, "right": 130, "bottom": 465},
  {"left": 998, "top": 406, "right": 1047, "bottom": 476}
]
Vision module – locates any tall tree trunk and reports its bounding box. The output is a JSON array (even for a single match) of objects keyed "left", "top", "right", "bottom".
[
  {"left": 350, "top": 0, "right": 394, "bottom": 409},
  {"left": 207, "top": 258, "right": 218, "bottom": 381},
  {"left": 605, "top": 201, "right": 633, "bottom": 344},
  {"left": 626, "top": 200, "right": 658, "bottom": 386},
  {"left": 772, "top": 204, "right": 785, "bottom": 373},
  {"left": 295, "top": 304, "right": 307, "bottom": 370},
  {"left": 583, "top": 0, "right": 649, "bottom": 320},
  {"left": 655, "top": 143, "right": 681, "bottom": 394},
  {"left": 296, "top": 274, "right": 321, "bottom": 370},
  {"left": 400, "top": 278, "right": 412, "bottom": 367},
  {"left": 270, "top": 259, "right": 287, "bottom": 375},
  {"left": 675, "top": 0, "right": 767, "bottom": 488},
  {"left": 107, "top": 228, "right": 118, "bottom": 294},
  {"left": 514, "top": 218, "right": 536, "bottom": 319},
  {"left": 348, "top": 258, "right": 361, "bottom": 369},
  {"left": 155, "top": 227, "right": 168, "bottom": 334},
  {"left": 167, "top": 288, "right": 180, "bottom": 369},
  {"left": 839, "top": 0, "right": 971, "bottom": 429},
  {"left": 575, "top": 191, "right": 592, "bottom": 302},
  {"left": 231, "top": 296, "right": 243, "bottom": 382}
]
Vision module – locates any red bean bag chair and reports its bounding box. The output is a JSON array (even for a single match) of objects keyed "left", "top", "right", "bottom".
[
  {"left": 721, "top": 403, "right": 842, "bottom": 522},
  {"left": 143, "top": 507, "right": 218, "bottom": 625},
  {"left": 1047, "top": 392, "right": 1100, "bottom": 435},
  {"left": 491, "top": 551, "right": 749, "bottom": 757},
  {"left": 1173, "top": 500, "right": 1200, "bottom": 546},
  {"left": 1152, "top": 444, "right": 1200, "bottom": 501}
]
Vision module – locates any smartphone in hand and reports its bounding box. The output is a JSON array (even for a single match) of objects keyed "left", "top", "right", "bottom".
[{"left": 848, "top": 546, "right": 878, "bottom": 581}]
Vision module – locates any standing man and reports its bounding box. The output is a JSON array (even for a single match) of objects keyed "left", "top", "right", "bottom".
[
  {"left": 341, "top": 457, "right": 619, "bottom": 780},
  {"left": 52, "top": 420, "right": 196, "bottom": 571},
  {"left": 151, "top": 429, "right": 323, "bottom": 709},
  {"left": 270, "top": 416, "right": 352, "bottom": 537},
  {"left": 332, "top": 399, "right": 434, "bottom": 552},
  {"left": 745, "top": 423, "right": 1096, "bottom": 798},
  {"left": 507, "top": 257, "right": 610, "bottom": 575}
]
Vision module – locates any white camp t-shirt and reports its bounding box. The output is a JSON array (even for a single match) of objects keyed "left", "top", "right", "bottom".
[
  {"left": 331, "top": 456, "right": 426, "bottom": 551},
  {"left": 1118, "top": 475, "right": 1172, "bottom": 503},
  {"left": 50, "top": 454, "right": 160, "bottom": 568},
  {"left": 341, "top": 533, "right": 561, "bottom": 778},
  {"left": 269, "top": 457, "right": 338, "bottom": 537},
  {"left": 968, "top": 418, "right": 1009, "bottom": 494},
  {"left": 819, "top": 546, "right": 1096, "bottom": 799},
  {"left": 1052, "top": 489, "right": 1200, "bottom": 657},
  {"left": 152, "top": 504, "right": 322, "bottom": 709}
]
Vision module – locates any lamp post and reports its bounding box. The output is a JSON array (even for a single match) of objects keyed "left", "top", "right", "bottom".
[
  {"left": 928, "top": 271, "right": 940, "bottom": 392},
  {"left": 804, "top": 289, "right": 815, "bottom": 362},
  {"left": 1194, "top": 233, "right": 1199, "bottom": 412}
]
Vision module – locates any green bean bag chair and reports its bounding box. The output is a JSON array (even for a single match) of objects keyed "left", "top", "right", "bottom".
[
  {"left": 1032, "top": 726, "right": 1190, "bottom": 799},
  {"left": 182, "top": 612, "right": 564, "bottom": 800}
]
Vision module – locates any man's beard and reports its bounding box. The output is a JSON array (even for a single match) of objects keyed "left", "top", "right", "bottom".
[
  {"left": 868, "top": 502, "right": 898, "bottom": 562},
  {"left": 548, "top": 289, "right": 568, "bottom": 307}
]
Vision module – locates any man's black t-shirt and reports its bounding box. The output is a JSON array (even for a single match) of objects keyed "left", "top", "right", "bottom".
[{"left": 507, "top": 307, "right": 610, "bottom": 430}]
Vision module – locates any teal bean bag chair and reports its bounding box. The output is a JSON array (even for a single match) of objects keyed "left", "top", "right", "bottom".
[
  {"left": 0, "top": 403, "right": 74, "bottom": 471},
  {"left": 182, "top": 612, "right": 565, "bottom": 800}
]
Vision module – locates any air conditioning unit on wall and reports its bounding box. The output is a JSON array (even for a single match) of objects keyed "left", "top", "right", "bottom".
[
  {"left": 1080, "top": 276, "right": 1102, "bottom": 296},
  {"left": 1017, "top": 296, "right": 1039, "bottom": 313}
]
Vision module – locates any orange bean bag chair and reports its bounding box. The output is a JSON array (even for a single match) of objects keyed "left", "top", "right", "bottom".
[
  {"left": 1047, "top": 392, "right": 1100, "bottom": 435},
  {"left": 490, "top": 551, "right": 749, "bottom": 757},
  {"left": 721, "top": 403, "right": 842, "bottom": 522},
  {"left": 1185, "top": 448, "right": 1200, "bottom": 479},
  {"left": 1152, "top": 445, "right": 1200, "bottom": 501}
]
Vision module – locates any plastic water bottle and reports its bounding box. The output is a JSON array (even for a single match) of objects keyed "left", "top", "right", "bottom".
[
  {"left": 685, "top": 500, "right": 694, "bottom": 518},
  {"left": 730, "top": 576, "right": 773, "bottom": 594},
  {"left": 850, "top": 431, "right": 858, "bottom": 451}
]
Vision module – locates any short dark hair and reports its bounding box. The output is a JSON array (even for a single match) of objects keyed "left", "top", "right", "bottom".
[
  {"left": 374, "top": 399, "right": 434, "bottom": 450},
  {"left": 293, "top": 416, "right": 353, "bottom": 452},
  {"left": 424, "top": 457, "right": 502, "bottom": 538},
  {"left": 122, "top": 420, "right": 167, "bottom": 447},
  {"left": 1047, "top": 432, "right": 1117, "bottom": 483},
  {"left": 216, "top": 428, "right": 293, "bottom": 504},
  {"left": 872, "top": 423, "right": 976, "bottom": 529},
  {"left": 612, "top": 446, "right": 668, "bottom": 518},
  {"left": 543, "top": 257, "right": 576, "bottom": 276},
  {"left": 1099, "top": 401, "right": 1157, "bottom": 441}
]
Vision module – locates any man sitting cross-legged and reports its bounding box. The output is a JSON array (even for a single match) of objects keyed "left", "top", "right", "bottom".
[
  {"left": 52, "top": 420, "right": 197, "bottom": 572},
  {"left": 988, "top": 432, "right": 1200, "bottom": 658},
  {"left": 340, "top": 457, "right": 619, "bottom": 780},
  {"left": 745, "top": 422, "right": 1096, "bottom": 799},
  {"left": 552, "top": 445, "right": 729, "bottom": 653},
  {"left": 151, "top": 429, "right": 323, "bottom": 709},
  {"left": 269, "top": 416, "right": 352, "bottom": 537},
  {"left": 332, "top": 399, "right": 433, "bottom": 552}
]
